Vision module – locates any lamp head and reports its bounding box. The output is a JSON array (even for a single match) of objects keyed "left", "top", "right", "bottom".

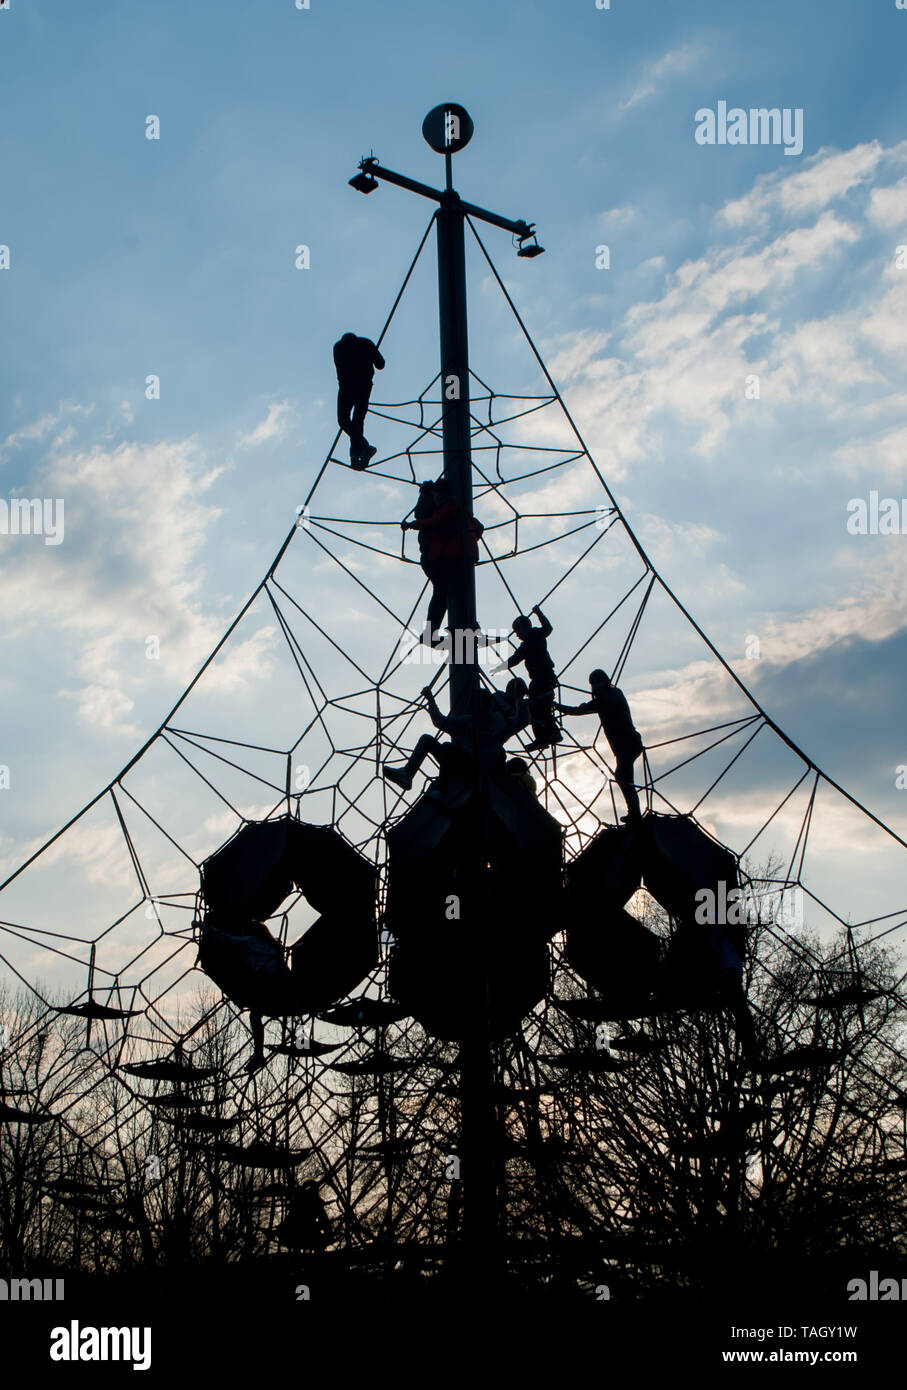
[
  {"left": 349, "top": 157, "right": 379, "bottom": 194},
  {"left": 517, "top": 232, "right": 545, "bottom": 258}
]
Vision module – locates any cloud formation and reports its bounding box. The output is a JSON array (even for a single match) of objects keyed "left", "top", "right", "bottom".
[{"left": 0, "top": 419, "right": 279, "bottom": 736}]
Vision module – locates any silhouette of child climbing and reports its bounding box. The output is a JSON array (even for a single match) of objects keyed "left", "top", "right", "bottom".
[
  {"left": 383, "top": 684, "right": 528, "bottom": 791},
  {"left": 505, "top": 756, "right": 537, "bottom": 797},
  {"left": 492, "top": 676, "right": 531, "bottom": 731},
  {"left": 196, "top": 915, "right": 291, "bottom": 1073},
  {"left": 333, "top": 332, "right": 385, "bottom": 469},
  {"left": 411, "top": 478, "right": 439, "bottom": 592},
  {"left": 401, "top": 478, "right": 483, "bottom": 643},
  {"left": 557, "top": 668, "right": 644, "bottom": 821},
  {"left": 496, "top": 606, "right": 561, "bottom": 752}
]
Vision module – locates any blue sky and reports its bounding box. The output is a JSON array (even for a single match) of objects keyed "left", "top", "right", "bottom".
[{"left": 1, "top": 0, "right": 906, "bottom": 998}]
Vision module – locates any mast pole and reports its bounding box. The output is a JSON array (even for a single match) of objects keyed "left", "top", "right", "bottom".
[
  {"left": 435, "top": 163, "right": 479, "bottom": 717},
  {"left": 434, "top": 142, "right": 500, "bottom": 1286},
  {"left": 348, "top": 102, "right": 544, "bottom": 1291}
]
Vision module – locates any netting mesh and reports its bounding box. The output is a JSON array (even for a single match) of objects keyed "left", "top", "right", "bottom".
[{"left": 1, "top": 216, "right": 905, "bottom": 1286}]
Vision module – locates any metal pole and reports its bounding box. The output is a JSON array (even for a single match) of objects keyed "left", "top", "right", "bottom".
[
  {"left": 435, "top": 175, "right": 500, "bottom": 1284},
  {"left": 435, "top": 185, "right": 479, "bottom": 718},
  {"left": 351, "top": 110, "right": 544, "bottom": 1289}
]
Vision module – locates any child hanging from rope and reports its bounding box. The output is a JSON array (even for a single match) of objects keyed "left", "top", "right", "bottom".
[
  {"left": 410, "top": 478, "right": 440, "bottom": 635},
  {"left": 505, "top": 756, "right": 538, "bottom": 797},
  {"left": 197, "top": 915, "right": 296, "bottom": 1073},
  {"left": 492, "top": 676, "right": 531, "bottom": 731},
  {"left": 556, "top": 668, "right": 644, "bottom": 822},
  {"left": 400, "top": 478, "right": 484, "bottom": 644},
  {"left": 495, "top": 605, "right": 562, "bottom": 752},
  {"left": 333, "top": 332, "right": 385, "bottom": 469},
  {"left": 383, "top": 684, "right": 529, "bottom": 791}
]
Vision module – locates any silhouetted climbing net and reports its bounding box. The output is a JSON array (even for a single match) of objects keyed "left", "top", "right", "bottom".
[{"left": 1, "top": 215, "right": 905, "bottom": 1278}]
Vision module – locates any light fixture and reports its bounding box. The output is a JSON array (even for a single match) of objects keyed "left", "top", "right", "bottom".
[
  {"left": 517, "top": 232, "right": 545, "bottom": 258},
  {"left": 349, "top": 157, "right": 379, "bottom": 195},
  {"left": 349, "top": 169, "right": 378, "bottom": 195}
]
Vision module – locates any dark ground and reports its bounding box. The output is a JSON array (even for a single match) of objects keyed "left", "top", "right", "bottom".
[{"left": 4, "top": 1247, "right": 903, "bottom": 1379}]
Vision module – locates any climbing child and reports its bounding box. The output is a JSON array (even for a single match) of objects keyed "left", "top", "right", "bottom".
[
  {"left": 505, "top": 756, "right": 538, "bottom": 797},
  {"left": 498, "top": 605, "right": 561, "bottom": 752},
  {"left": 333, "top": 332, "right": 385, "bottom": 469},
  {"left": 383, "top": 684, "right": 528, "bottom": 791},
  {"left": 401, "top": 478, "right": 483, "bottom": 644},
  {"left": 492, "top": 676, "right": 530, "bottom": 733},
  {"left": 410, "top": 479, "right": 439, "bottom": 625},
  {"left": 557, "top": 668, "right": 644, "bottom": 821}
]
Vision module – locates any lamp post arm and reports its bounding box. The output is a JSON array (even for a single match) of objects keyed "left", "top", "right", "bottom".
[
  {"left": 458, "top": 200, "right": 534, "bottom": 239},
  {"left": 359, "top": 160, "right": 536, "bottom": 239},
  {"left": 360, "top": 160, "right": 446, "bottom": 205}
]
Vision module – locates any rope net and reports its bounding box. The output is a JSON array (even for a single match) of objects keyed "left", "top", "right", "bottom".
[{"left": 1, "top": 216, "right": 905, "bottom": 1289}]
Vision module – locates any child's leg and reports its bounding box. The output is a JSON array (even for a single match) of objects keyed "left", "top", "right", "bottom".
[
  {"left": 337, "top": 384, "right": 355, "bottom": 436},
  {"left": 426, "top": 561, "right": 450, "bottom": 638},
  {"left": 614, "top": 748, "right": 641, "bottom": 818},
  {"left": 350, "top": 388, "right": 370, "bottom": 446},
  {"left": 527, "top": 683, "right": 560, "bottom": 746},
  {"left": 246, "top": 1011, "right": 266, "bottom": 1072},
  {"left": 384, "top": 734, "right": 444, "bottom": 789}
]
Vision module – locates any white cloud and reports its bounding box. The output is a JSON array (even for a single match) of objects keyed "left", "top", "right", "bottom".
[
  {"left": 618, "top": 552, "right": 907, "bottom": 743},
  {"left": 237, "top": 400, "right": 294, "bottom": 448},
  {"left": 204, "top": 626, "right": 280, "bottom": 693},
  {"left": 37, "top": 820, "right": 138, "bottom": 891},
  {"left": 858, "top": 270, "right": 907, "bottom": 354},
  {"left": 0, "top": 402, "right": 95, "bottom": 462},
  {"left": 63, "top": 683, "right": 138, "bottom": 735},
  {"left": 620, "top": 42, "right": 704, "bottom": 111},
  {"left": 0, "top": 432, "right": 252, "bottom": 735},
  {"left": 867, "top": 177, "right": 907, "bottom": 228},
  {"left": 532, "top": 143, "right": 907, "bottom": 494},
  {"left": 632, "top": 512, "right": 723, "bottom": 566},
  {"left": 739, "top": 560, "right": 907, "bottom": 668},
  {"left": 719, "top": 142, "right": 884, "bottom": 228},
  {"left": 706, "top": 786, "right": 895, "bottom": 862},
  {"left": 834, "top": 425, "right": 907, "bottom": 480},
  {"left": 596, "top": 206, "right": 638, "bottom": 229}
]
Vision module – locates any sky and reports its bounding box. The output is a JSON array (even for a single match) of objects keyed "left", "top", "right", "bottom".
[{"left": 1, "top": 0, "right": 907, "bottom": 999}]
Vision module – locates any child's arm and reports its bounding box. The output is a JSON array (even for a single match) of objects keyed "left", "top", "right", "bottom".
[
  {"left": 421, "top": 687, "right": 450, "bottom": 732},
  {"left": 407, "top": 501, "right": 454, "bottom": 531},
  {"left": 555, "top": 698, "right": 595, "bottom": 715},
  {"left": 532, "top": 604, "right": 553, "bottom": 637}
]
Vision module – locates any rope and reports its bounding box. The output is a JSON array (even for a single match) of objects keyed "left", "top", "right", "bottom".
[{"left": 0, "top": 194, "right": 903, "bottom": 1275}]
